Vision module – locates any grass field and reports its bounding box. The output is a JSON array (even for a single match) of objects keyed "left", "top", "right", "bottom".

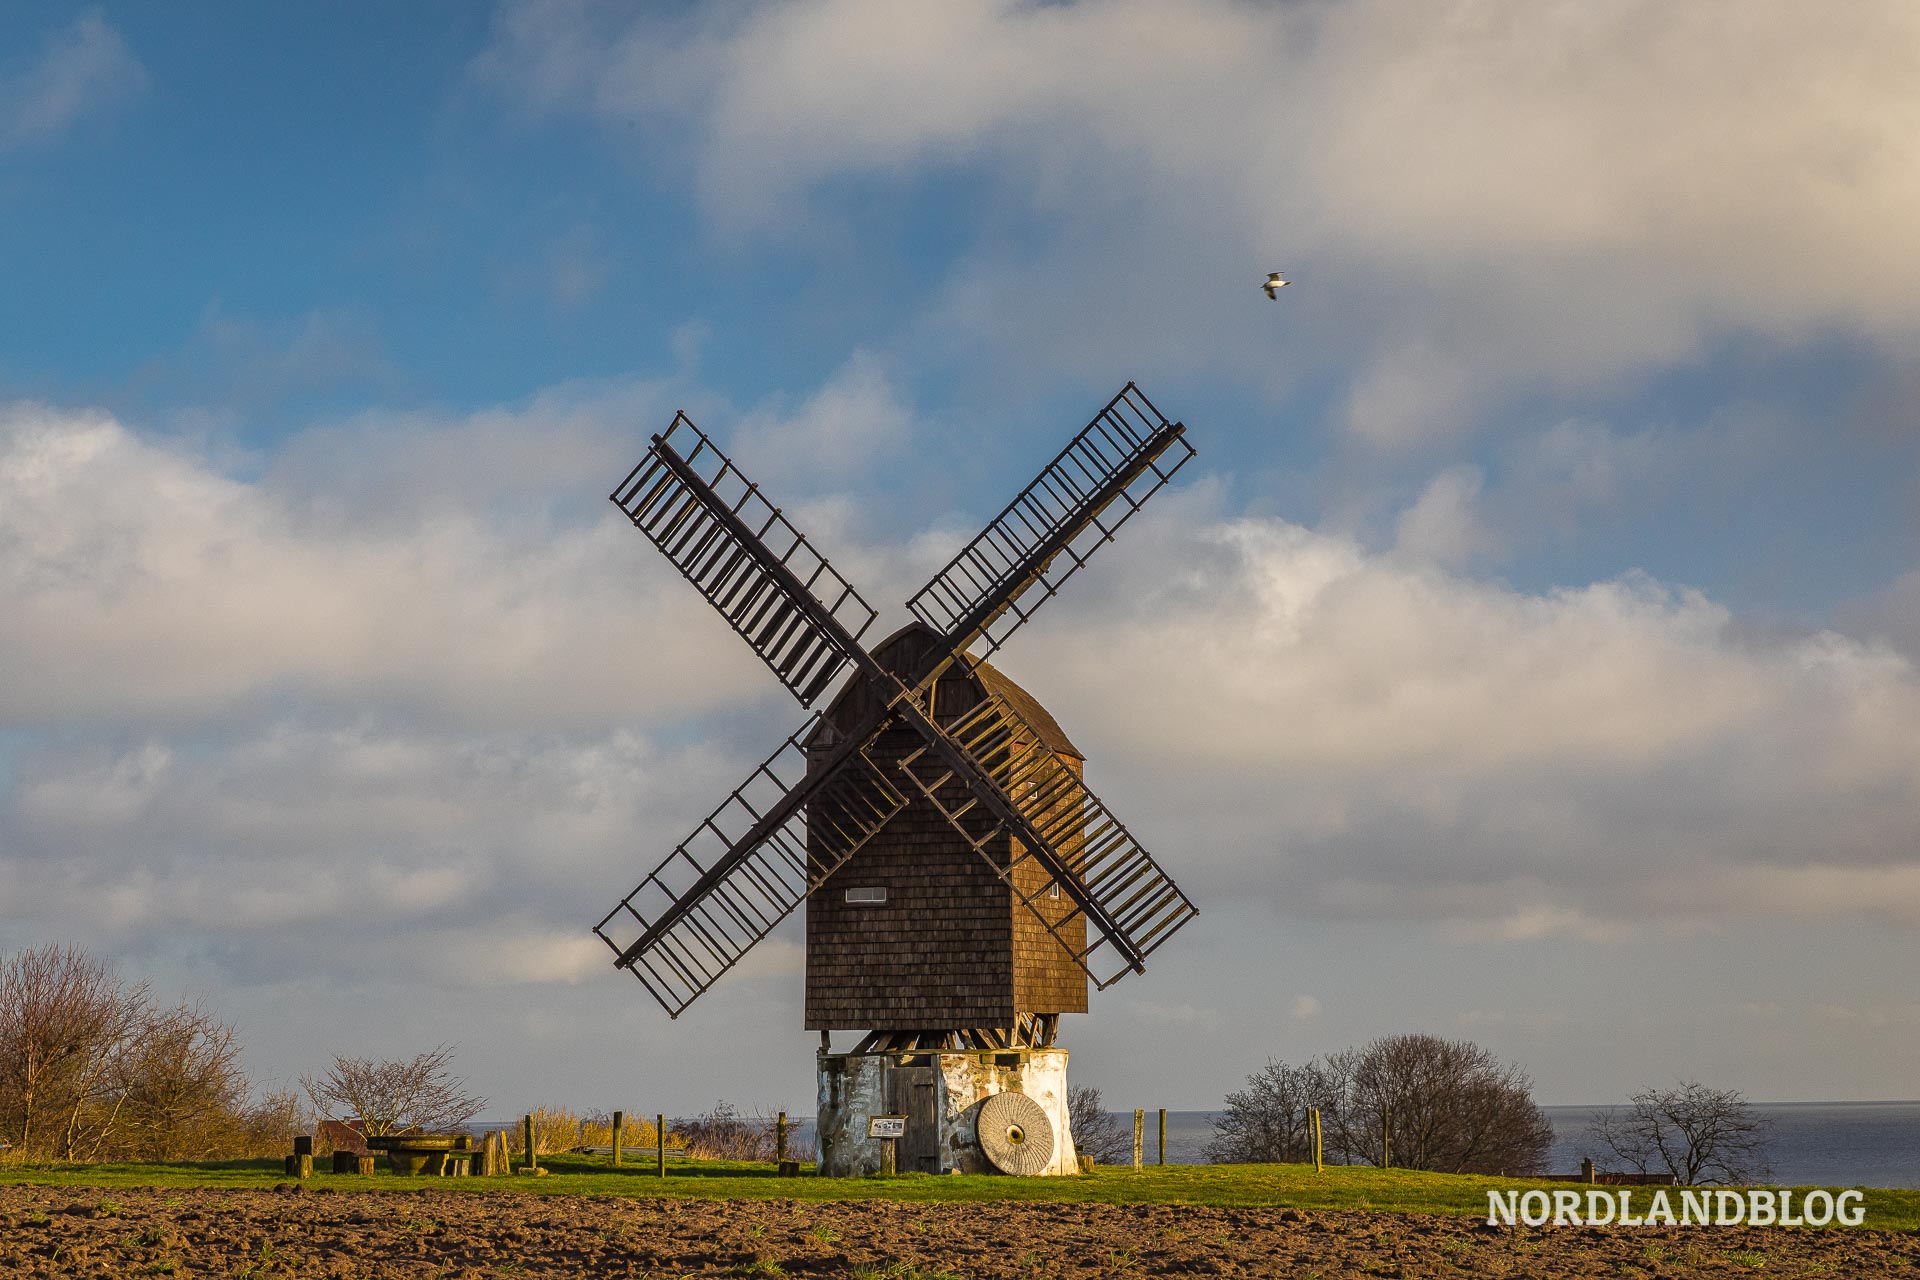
[{"left": 5, "top": 1154, "right": 1917, "bottom": 1231}]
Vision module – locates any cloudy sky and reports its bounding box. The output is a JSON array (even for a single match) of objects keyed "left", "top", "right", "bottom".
[{"left": 3, "top": 1, "right": 1918, "bottom": 1117}]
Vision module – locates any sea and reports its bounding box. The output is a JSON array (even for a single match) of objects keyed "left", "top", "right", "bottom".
[
  {"left": 510, "top": 1101, "right": 1920, "bottom": 1187},
  {"left": 1117, "top": 1102, "right": 1920, "bottom": 1188}
]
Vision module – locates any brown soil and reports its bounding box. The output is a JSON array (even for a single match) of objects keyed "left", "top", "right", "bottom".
[{"left": 0, "top": 1184, "right": 1913, "bottom": 1278}]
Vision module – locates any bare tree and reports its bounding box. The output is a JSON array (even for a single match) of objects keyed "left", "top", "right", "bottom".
[
  {"left": 0, "top": 945, "right": 146, "bottom": 1160},
  {"left": 1067, "top": 1083, "right": 1133, "bottom": 1164},
  {"left": 1588, "top": 1081, "right": 1773, "bottom": 1185},
  {"left": 301, "top": 1045, "right": 484, "bottom": 1137},
  {"left": 111, "top": 1002, "right": 248, "bottom": 1161},
  {"left": 1205, "top": 1060, "right": 1334, "bottom": 1163},
  {"left": 1328, "top": 1034, "right": 1554, "bottom": 1175},
  {"left": 1211, "top": 1034, "right": 1553, "bottom": 1175},
  {"left": 237, "top": 1088, "right": 305, "bottom": 1159}
]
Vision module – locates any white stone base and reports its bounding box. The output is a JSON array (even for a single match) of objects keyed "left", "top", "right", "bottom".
[{"left": 816, "top": 1046, "right": 1079, "bottom": 1177}]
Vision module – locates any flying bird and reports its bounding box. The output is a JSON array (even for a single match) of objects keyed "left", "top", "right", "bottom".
[{"left": 1263, "top": 272, "right": 1291, "bottom": 299}]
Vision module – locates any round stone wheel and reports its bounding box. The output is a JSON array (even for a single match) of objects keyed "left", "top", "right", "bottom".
[{"left": 976, "top": 1091, "right": 1055, "bottom": 1176}]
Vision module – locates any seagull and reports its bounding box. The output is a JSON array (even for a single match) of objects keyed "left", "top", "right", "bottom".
[{"left": 1263, "top": 271, "right": 1291, "bottom": 299}]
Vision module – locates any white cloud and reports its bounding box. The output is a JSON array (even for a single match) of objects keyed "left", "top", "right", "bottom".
[
  {"left": 730, "top": 349, "right": 912, "bottom": 482},
  {"left": 0, "top": 398, "right": 767, "bottom": 729},
  {"left": 0, "top": 11, "right": 146, "bottom": 150},
  {"left": 478, "top": 0, "right": 1920, "bottom": 441},
  {"left": 1393, "top": 465, "right": 1490, "bottom": 567},
  {"left": 1291, "top": 994, "right": 1322, "bottom": 1020},
  {"left": 1009, "top": 485, "right": 1920, "bottom": 936}
]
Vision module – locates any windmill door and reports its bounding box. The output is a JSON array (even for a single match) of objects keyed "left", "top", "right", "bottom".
[{"left": 888, "top": 1065, "right": 941, "bottom": 1173}]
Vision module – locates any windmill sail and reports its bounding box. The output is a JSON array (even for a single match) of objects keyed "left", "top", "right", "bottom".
[
  {"left": 612, "top": 413, "right": 878, "bottom": 707},
  {"left": 905, "top": 383, "right": 1195, "bottom": 662},
  {"left": 594, "top": 715, "right": 907, "bottom": 1018},
  {"left": 600, "top": 384, "right": 1200, "bottom": 1021},
  {"left": 895, "top": 689, "right": 1198, "bottom": 989}
]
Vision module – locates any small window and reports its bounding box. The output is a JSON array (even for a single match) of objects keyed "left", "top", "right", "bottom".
[
  {"left": 845, "top": 886, "right": 888, "bottom": 904},
  {"left": 1046, "top": 881, "right": 1062, "bottom": 900}
]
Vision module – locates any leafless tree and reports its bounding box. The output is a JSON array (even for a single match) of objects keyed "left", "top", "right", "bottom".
[
  {"left": 0, "top": 945, "right": 147, "bottom": 1160},
  {"left": 1067, "top": 1083, "right": 1133, "bottom": 1164},
  {"left": 1205, "top": 1060, "right": 1336, "bottom": 1163},
  {"left": 110, "top": 1002, "right": 248, "bottom": 1161},
  {"left": 1327, "top": 1034, "right": 1554, "bottom": 1175},
  {"left": 237, "top": 1088, "right": 305, "bottom": 1158},
  {"left": 301, "top": 1045, "right": 484, "bottom": 1137},
  {"left": 1211, "top": 1034, "right": 1553, "bottom": 1174},
  {"left": 1588, "top": 1081, "right": 1773, "bottom": 1185}
]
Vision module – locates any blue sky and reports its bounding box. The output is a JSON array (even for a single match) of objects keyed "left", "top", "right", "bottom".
[{"left": 4, "top": 1, "right": 1919, "bottom": 1117}]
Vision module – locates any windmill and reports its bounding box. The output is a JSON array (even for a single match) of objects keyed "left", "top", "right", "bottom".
[{"left": 594, "top": 382, "right": 1200, "bottom": 1175}]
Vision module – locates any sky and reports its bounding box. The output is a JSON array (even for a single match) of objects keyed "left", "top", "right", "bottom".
[{"left": 2, "top": 1, "right": 1918, "bottom": 1118}]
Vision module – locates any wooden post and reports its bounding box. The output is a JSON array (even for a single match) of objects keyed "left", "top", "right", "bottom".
[
  {"left": 1157, "top": 1108, "right": 1166, "bottom": 1166},
  {"left": 880, "top": 1136, "right": 897, "bottom": 1176},
  {"left": 1581, "top": 1156, "right": 1596, "bottom": 1183},
  {"left": 1311, "top": 1108, "right": 1323, "bottom": 1173},
  {"left": 524, "top": 1114, "right": 536, "bottom": 1172},
  {"left": 1133, "top": 1110, "right": 1144, "bottom": 1171},
  {"left": 1381, "top": 1106, "right": 1390, "bottom": 1169},
  {"left": 777, "top": 1111, "right": 788, "bottom": 1166},
  {"left": 657, "top": 1113, "right": 666, "bottom": 1179},
  {"left": 612, "top": 1110, "right": 624, "bottom": 1167}
]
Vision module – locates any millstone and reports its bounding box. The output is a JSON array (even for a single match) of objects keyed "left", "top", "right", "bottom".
[{"left": 976, "top": 1091, "right": 1054, "bottom": 1176}]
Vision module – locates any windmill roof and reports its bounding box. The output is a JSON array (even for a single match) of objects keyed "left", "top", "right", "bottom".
[
  {"left": 844, "top": 621, "right": 1085, "bottom": 761},
  {"left": 971, "top": 657, "right": 1084, "bottom": 761}
]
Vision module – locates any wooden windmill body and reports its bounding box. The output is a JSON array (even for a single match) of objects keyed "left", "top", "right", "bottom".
[
  {"left": 805, "top": 622, "right": 1088, "bottom": 1043},
  {"left": 595, "top": 383, "right": 1200, "bottom": 1175}
]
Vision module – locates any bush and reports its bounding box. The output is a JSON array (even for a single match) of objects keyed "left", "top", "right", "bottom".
[
  {"left": 1204, "top": 1060, "right": 1332, "bottom": 1164},
  {"left": 1, "top": 945, "right": 299, "bottom": 1163},
  {"left": 674, "top": 1101, "right": 814, "bottom": 1161},
  {"left": 1209, "top": 1033, "right": 1553, "bottom": 1175},
  {"left": 1067, "top": 1084, "right": 1133, "bottom": 1164},
  {"left": 0, "top": 944, "right": 146, "bottom": 1160},
  {"left": 508, "top": 1108, "right": 675, "bottom": 1155}
]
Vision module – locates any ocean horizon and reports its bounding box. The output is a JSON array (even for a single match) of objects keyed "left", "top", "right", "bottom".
[
  {"left": 1118, "top": 1101, "right": 1920, "bottom": 1188},
  {"left": 504, "top": 1100, "right": 1920, "bottom": 1188}
]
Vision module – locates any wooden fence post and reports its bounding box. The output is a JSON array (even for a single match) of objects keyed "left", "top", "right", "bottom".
[
  {"left": 1381, "top": 1106, "right": 1390, "bottom": 1170},
  {"left": 777, "top": 1111, "right": 787, "bottom": 1166},
  {"left": 1311, "top": 1108, "right": 1323, "bottom": 1173},
  {"left": 1157, "top": 1109, "right": 1166, "bottom": 1165},
  {"left": 612, "top": 1110, "right": 624, "bottom": 1167},
  {"left": 525, "top": 1114, "right": 536, "bottom": 1172},
  {"left": 1133, "top": 1110, "right": 1144, "bottom": 1171},
  {"left": 657, "top": 1113, "right": 666, "bottom": 1179}
]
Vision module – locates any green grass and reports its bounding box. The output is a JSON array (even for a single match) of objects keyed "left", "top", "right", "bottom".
[{"left": 3, "top": 1153, "right": 1916, "bottom": 1231}]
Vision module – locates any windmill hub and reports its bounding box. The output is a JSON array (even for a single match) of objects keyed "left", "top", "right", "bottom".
[{"left": 595, "top": 383, "right": 1201, "bottom": 1176}]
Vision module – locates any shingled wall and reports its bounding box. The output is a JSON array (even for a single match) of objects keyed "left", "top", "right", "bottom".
[{"left": 804, "top": 623, "right": 1089, "bottom": 1031}]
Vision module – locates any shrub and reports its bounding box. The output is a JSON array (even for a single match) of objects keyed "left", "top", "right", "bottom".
[
  {"left": 1067, "top": 1084, "right": 1133, "bottom": 1164},
  {"left": 1209, "top": 1033, "right": 1553, "bottom": 1175},
  {"left": 674, "top": 1101, "right": 814, "bottom": 1161}
]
